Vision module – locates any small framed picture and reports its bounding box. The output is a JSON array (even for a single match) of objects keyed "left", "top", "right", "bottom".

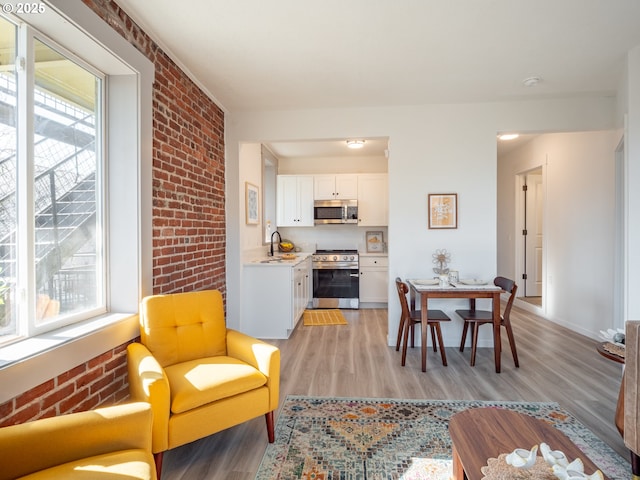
[
  {"left": 428, "top": 193, "right": 457, "bottom": 229},
  {"left": 245, "top": 182, "right": 259, "bottom": 225},
  {"left": 366, "top": 231, "right": 384, "bottom": 253}
]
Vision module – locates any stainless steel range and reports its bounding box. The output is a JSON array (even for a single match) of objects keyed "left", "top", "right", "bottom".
[{"left": 312, "top": 249, "right": 359, "bottom": 309}]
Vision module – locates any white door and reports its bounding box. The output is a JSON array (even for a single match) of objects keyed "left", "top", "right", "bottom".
[{"left": 525, "top": 173, "right": 543, "bottom": 296}]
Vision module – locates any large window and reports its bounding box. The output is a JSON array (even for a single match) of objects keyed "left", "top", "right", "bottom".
[{"left": 0, "top": 15, "right": 105, "bottom": 345}]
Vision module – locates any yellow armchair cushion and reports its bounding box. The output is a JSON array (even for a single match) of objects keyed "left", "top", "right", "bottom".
[
  {"left": 165, "top": 356, "right": 267, "bottom": 414},
  {"left": 0, "top": 402, "right": 155, "bottom": 480},
  {"left": 17, "top": 450, "right": 155, "bottom": 480},
  {"left": 141, "top": 290, "right": 227, "bottom": 367}
]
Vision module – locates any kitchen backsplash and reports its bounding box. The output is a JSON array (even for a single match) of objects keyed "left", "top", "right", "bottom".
[{"left": 278, "top": 225, "right": 388, "bottom": 253}]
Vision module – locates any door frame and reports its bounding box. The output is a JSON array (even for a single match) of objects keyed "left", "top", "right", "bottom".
[{"left": 514, "top": 164, "right": 547, "bottom": 312}]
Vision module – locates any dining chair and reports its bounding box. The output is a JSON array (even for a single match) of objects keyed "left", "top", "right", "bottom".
[
  {"left": 456, "top": 276, "right": 519, "bottom": 367},
  {"left": 395, "top": 277, "right": 450, "bottom": 366}
]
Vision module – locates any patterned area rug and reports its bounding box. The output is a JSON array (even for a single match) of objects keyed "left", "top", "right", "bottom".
[
  {"left": 255, "top": 396, "right": 629, "bottom": 480},
  {"left": 303, "top": 309, "right": 348, "bottom": 326}
]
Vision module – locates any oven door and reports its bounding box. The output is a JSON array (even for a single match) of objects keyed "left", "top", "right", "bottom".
[{"left": 312, "top": 268, "right": 359, "bottom": 309}]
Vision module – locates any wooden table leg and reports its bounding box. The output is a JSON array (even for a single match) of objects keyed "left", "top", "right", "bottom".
[
  {"left": 493, "top": 291, "right": 501, "bottom": 373},
  {"left": 421, "top": 293, "right": 428, "bottom": 372},
  {"left": 451, "top": 444, "right": 465, "bottom": 480}
]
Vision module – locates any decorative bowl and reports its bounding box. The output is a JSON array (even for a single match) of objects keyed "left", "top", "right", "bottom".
[{"left": 278, "top": 240, "right": 294, "bottom": 252}]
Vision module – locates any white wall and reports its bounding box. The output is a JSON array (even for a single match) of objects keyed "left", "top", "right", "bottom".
[
  {"left": 627, "top": 45, "right": 640, "bottom": 321},
  {"left": 225, "top": 97, "right": 618, "bottom": 347},
  {"left": 498, "top": 132, "right": 619, "bottom": 337},
  {"left": 278, "top": 156, "right": 388, "bottom": 174},
  {"left": 238, "top": 143, "right": 263, "bottom": 250}
]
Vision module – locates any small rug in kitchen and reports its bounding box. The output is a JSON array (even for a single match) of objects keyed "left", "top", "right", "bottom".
[
  {"left": 303, "top": 309, "right": 347, "bottom": 326},
  {"left": 255, "top": 395, "right": 629, "bottom": 480}
]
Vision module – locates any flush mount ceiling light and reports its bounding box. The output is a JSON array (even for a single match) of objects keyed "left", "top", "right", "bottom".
[
  {"left": 498, "top": 133, "right": 519, "bottom": 141},
  {"left": 522, "top": 76, "right": 541, "bottom": 87},
  {"left": 346, "top": 140, "right": 365, "bottom": 149}
]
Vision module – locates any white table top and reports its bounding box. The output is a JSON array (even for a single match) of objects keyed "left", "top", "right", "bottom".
[{"left": 407, "top": 279, "right": 501, "bottom": 291}]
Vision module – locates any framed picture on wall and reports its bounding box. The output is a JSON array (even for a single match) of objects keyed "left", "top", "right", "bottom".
[
  {"left": 428, "top": 193, "right": 457, "bottom": 229},
  {"left": 366, "top": 231, "right": 384, "bottom": 253},
  {"left": 245, "top": 182, "right": 259, "bottom": 225}
]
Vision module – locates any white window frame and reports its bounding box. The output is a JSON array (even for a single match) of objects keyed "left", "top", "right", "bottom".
[{"left": 0, "top": 0, "right": 153, "bottom": 404}]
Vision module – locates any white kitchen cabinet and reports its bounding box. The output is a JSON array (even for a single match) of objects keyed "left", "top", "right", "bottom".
[
  {"left": 357, "top": 173, "right": 388, "bottom": 226},
  {"left": 242, "top": 256, "right": 311, "bottom": 339},
  {"left": 314, "top": 174, "right": 358, "bottom": 200},
  {"left": 277, "top": 175, "right": 314, "bottom": 226},
  {"left": 359, "top": 254, "right": 388, "bottom": 304}
]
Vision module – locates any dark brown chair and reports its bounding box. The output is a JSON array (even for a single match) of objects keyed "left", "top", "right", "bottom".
[
  {"left": 395, "top": 277, "right": 450, "bottom": 366},
  {"left": 456, "top": 276, "right": 519, "bottom": 367}
]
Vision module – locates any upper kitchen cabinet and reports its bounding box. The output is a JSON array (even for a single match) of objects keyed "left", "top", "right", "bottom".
[
  {"left": 357, "top": 174, "right": 388, "bottom": 226},
  {"left": 314, "top": 174, "right": 358, "bottom": 200},
  {"left": 277, "top": 175, "right": 314, "bottom": 226}
]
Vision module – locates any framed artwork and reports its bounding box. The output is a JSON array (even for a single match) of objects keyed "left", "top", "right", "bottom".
[
  {"left": 366, "top": 231, "right": 384, "bottom": 253},
  {"left": 245, "top": 182, "right": 259, "bottom": 225},
  {"left": 428, "top": 193, "right": 457, "bottom": 229}
]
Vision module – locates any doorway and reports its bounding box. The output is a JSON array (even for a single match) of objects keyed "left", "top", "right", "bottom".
[{"left": 516, "top": 167, "right": 544, "bottom": 308}]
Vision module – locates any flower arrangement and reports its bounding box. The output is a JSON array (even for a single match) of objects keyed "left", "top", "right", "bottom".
[{"left": 432, "top": 249, "right": 451, "bottom": 275}]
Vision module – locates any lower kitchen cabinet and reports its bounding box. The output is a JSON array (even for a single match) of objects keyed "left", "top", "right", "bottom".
[
  {"left": 359, "top": 254, "right": 388, "bottom": 304},
  {"left": 242, "top": 256, "right": 311, "bottom": 339}
]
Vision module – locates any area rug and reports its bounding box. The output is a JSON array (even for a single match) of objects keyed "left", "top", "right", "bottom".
[
  {"left": 303, "top": 309, "right": 348, "bottom": 326},
  {"left": 255, "top": 395, "right": 630, "bottom": 480}
]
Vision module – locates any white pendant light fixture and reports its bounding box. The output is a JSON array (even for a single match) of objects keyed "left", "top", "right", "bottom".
[{"left": 346, "top": 140, "right": 365, "bottom": 149}]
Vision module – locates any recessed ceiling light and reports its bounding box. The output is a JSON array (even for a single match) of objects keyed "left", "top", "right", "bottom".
[
  {"left": 499, "top": 134, "right": 519, "bottom": 141},
  {"left": 523, "top": 76, "right": 541, "bottom": 87},
  {"left": 346, "top": 140, "right": 365, "bottom": 149}
]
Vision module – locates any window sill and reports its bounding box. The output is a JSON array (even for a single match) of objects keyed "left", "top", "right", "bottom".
[{"left": 0, "top": 313, "right": 140, "bottom": 404}]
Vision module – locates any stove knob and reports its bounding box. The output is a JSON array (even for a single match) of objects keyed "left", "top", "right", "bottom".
[
  {"left": 332, "top": 255, "right": 338, "bottom": 261},
  {"left": 322, "top": 256, "right": 328, "bottom": 261},
  {"left": 349, "top": 256, "right": 354, "bottom": 261}
]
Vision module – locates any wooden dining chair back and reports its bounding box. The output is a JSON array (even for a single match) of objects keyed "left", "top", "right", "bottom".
[
  {"left": 395, "top": 277, "right": 450, "bottom": 367},
  {"left": 456, "top": 276, "right": 519, "bottom": 367}
]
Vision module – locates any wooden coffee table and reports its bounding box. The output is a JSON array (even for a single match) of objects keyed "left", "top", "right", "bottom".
[{"left": 448, "top": 407, "right": 610, "bottom": 480}]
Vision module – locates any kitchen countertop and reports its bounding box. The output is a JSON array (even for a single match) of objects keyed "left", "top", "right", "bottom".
[{"left": 244, "top": 252, "right": 312, "bottom": 266}]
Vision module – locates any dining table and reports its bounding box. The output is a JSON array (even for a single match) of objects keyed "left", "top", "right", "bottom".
[{"left": 407, "top": 279, "right": 505, "bottom": 373}]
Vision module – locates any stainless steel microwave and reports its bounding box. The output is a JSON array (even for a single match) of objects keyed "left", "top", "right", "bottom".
[{"left": 314, "top": 199, "right": 358, "bottom": 225}]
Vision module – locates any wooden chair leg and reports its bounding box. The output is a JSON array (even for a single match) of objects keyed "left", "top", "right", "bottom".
[
  {"left": 430, "top": 324, "right": 438, "bottom": 352},
  {"left": 434, "top": 323, "right": 447, "bottom": 366},
  {"left": 410, "top": 323, "right": 416, "bottom": 348},
  {"left": 470, "top": 323, "right": 480, "bottom": 367},
  {"left": 401, "top": 318, "right": 412, "bottom": 366},
  {"left": 460, "top": 322, "right": 469, "bottom": 352},
  {"left": 154, "top": 452, "right": 164, "bottom": 479},
  {"left": 265, "top": 411, "right": 275, "bottom": 443},
  {"left": 395, "top": 315, "right": 406, "bottom": 351},
  {"left": 503, "top": 321, "right": 519, "bottom": 367}
]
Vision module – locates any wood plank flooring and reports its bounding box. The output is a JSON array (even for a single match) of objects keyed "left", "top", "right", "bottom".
[{"left": 161, "top": 304, "right": 629, "bottom": 479}]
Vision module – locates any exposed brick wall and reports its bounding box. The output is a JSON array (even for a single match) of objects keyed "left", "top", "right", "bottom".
[
  {"left": 0, "top": 341, "right": 132, "bottom": 427},
  {"left": 0, "top": 0, "right": 227, "bottom": 424}
]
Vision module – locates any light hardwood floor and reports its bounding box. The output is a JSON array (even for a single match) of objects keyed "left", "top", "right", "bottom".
[{"left": 161, "top": 304, "right": 628, "bottom": 479}]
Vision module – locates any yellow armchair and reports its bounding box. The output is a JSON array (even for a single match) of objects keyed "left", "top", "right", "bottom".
[
  {"left": 0, "top": 402, "right": 156, "bottom": 480},
  {"left": 127, "top": 290, "right": 280, "bottom": 475}
]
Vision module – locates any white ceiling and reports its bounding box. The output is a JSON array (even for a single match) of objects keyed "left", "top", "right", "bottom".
[{"left": 113, "top": 0, "right": 640, "bottom": 157}]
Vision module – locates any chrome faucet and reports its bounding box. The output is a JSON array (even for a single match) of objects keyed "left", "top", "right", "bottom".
[{"left": 270, "top": 230, "right": 282, "bottom": 257}]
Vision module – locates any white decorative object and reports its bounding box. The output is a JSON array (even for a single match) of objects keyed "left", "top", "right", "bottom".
[
  {"left": 505, "top": 445, "right": 538, "bottom": 469},
  {"left": 502, "top": 444, "right": 604, "bottom": 480},
  {"left": 432, "top": 249, "right": 450, "bottom": 275},
  {"left": 599, "top": 328, "right": 625, "bottom": 346},
  {"left": 540, "top": 442, "right": 569, "bottom": 467}
]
